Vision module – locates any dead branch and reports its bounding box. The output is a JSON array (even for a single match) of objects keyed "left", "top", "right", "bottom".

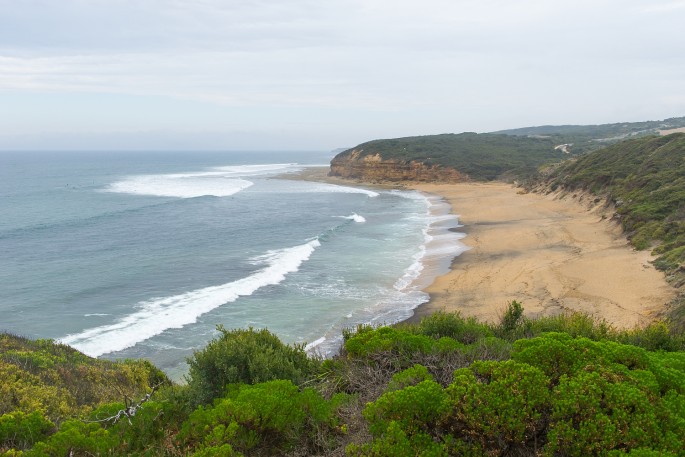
[{"left": 86, "top": 382, "right": 164, "bottom": 425}]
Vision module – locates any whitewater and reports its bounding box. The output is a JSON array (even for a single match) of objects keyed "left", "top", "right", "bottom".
[{"left": 0, "top": 150, "right": 467, "bottom": 379}]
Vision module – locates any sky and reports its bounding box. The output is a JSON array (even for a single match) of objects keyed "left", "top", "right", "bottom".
[{"left": 1, "top": 0, "right": 684, "bottom": 151}]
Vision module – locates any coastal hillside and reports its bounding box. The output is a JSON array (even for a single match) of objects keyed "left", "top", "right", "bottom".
[
  {"left": 2, "top": 307, "right": 685, "bottom": 455},
  {"left": 535, "top": 133, "right": 685, "bottom": 279},
  {"left": 0, "top": 333, "right": 167, "bottom": 452},
  {"left": 330, "top": 133, "right": 562, "bottom": 182},
  {"left": 329, "top": 117, "right": 685, "bottom": 183},
  {"left": 495, "top": 116, "right": 685, "bottom": 154}
]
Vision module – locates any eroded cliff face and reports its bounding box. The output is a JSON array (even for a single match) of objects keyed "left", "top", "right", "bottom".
[{"left": 329, "top": 150, "right": 469, "bottom": 182}]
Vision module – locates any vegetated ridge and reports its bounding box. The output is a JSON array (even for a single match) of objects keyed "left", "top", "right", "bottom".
[
  {"left": 329, "top": 116, "right": 685, "bottom": 182},
  {"left": 330, "top": 132, "right": 562, "bottom": 182},
  {"left": 495, "top": 116, "right": 685, "bottom": 154},
  {"left": 2, "top": 306, "right": 684, "bottom": 455}
]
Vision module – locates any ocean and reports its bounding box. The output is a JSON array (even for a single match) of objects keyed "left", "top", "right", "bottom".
[{"left": 0, "top": 150, "right": 467, "bottom": 380}]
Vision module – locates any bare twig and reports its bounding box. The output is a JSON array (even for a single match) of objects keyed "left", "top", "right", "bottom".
[{"left": 86, "top": 382, "right": 164, "bottom": 425}]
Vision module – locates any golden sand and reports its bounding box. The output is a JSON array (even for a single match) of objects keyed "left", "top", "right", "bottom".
[{"left": 408, "top": 182, "right": 675, "bottom": 328}]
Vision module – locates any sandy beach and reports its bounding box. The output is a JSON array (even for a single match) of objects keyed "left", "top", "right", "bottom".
[
  {"left": 408, "top": 182, "right": 675, "bottom": 328},
  {"left": 285, "top": 168, "right": 675, "bottom": 329}
]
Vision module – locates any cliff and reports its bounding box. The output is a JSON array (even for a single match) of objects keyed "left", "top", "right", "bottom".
[
  {"left": 329, "top": 149, "right": 470, "bottom": 182},
  {"left": 328, "top": 132, "right": 564, "bottom": 182}
]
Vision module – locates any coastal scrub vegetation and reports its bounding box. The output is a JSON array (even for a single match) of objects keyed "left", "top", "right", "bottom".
[
  {"left": 3, "top": 303, "right": 685, "bottom": 456},
  {"left": 495, "top": 116, "right": 685, "bottom": 155}
]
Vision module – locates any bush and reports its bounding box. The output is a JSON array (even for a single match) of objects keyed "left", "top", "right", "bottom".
[
  {"left": 364, "top": 379, "right": 448, "bottom": 437},
  {"left": 344, "top": 327, "right": 436, "bottom": 358},
  {"left": 180, "top": 380, "right": 345, "bottom": 455},
  {"left": 512, "top": 333, "right": 604, "bottom": 382},
  {"left": 385, "top": 365, "right": 434, "bottom": 393},
  {"left": 446, "top": 360, "right": 550, "bottom": 451},
  {"left": 346, "top": 420, "right": 446, "bottom": 457},
  {"left": 416, "top": 311, "right": 494, "bottom": 344},
  {"left": 0, "top": 411, "right": 54, "bottom": 450},
  {"left": 499, "top": 300, "right": 524, "bottom": 334},
  {"left": 185, "top": 326, "right": 318, "bottom": 405},
  {"left": 616, "top": 321, "right": 685, "bottom": 352},
  {"left": 545, "top": 367, "right": 680, "bottom": 456},
  {"left": 24, "top": 420, "right": 118, "bottom": 456}
]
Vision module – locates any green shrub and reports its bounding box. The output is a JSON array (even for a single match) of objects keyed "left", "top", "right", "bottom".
[
  {"left": 346, "top": 421, "right": 446, "bottom": 457},
  {"left": 185, "top": 326, "right": 318, "bottom": 405},
  {"left": 616, "top": 321, "right": 685, "bottom": 352},
  {"left": 344, "top": 327, "right": 435, "bottom": 358},
  {"left": 0, "top": 411, "right": 54, "bottom": 450},
  {"left": 499, "top": 300, "right": 524, "bottom": 333},
  {"left": 416, "top": 311, "right": 494, "bottom": 344},
  {"left": 545, "top": 368, "right": 679, "bottom": 456},
  {"left": 446, "top": 360, "right": 550, "bottom": 450},
  {"left": 385, "top": 365, "right": 433, "bottom": 393},
  {"left": 463, "top": 336, "right": 512, "bottom": 360},
  {"left": 24, "top": 420, "right": 118, "bottom": 456},
  {"left": 647, "top": 351, "right": 685, "bottom": 394},
  {"left": 190, "top": 443, "right": 244, "bottom": 456},
  {"left": 363, "top": 379, "right": 448, "bottom": 437},
  {"left": 180, "top": 380, "right": 345, "bottom": 455},
  {"left": 514, "top": 311, "right": 613, "bottom": 341}
]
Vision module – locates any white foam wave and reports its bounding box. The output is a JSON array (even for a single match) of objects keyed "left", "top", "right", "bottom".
[
  {"left": 339, "top": 213, "right": 366, "bottom": 223},
  {"left": 104, "top": 163, "right": 382, "bottom": 199},
  {"left": 211, "top": 163, "right": 301, "bottom": 177},
  {"left": 297, "top": 182, "right": 379, "bottom": 197},
  {"left": 394, "top": 244, "right": 427, "bottom": 291},
  {"left": 394, "top": 193, "right": 469, "bottom": 293},
  {"left": 305, "top": 336, "right": 326, "bottom": 351},
  {"left": 60, "top": 239, "right": 321, "bottom": 357},
  {"left": 105, "top": 175, "right": 254, "bottom": 198}
]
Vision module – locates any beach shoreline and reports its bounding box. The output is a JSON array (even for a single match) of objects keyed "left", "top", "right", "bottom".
[
  {"left": 288, "top": 167, "right": 676, "bottom": 329},
  {"left": 406, "top": 182, "right": 675, "bottom": 328}
]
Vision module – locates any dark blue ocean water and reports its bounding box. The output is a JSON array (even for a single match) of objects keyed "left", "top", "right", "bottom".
[{"left": 0, "top": 150, "right": 466, "bottom": 379}]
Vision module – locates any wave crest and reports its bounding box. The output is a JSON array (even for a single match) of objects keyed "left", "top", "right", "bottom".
[{"left": 60, "top": 239, "right": 321, "bottom": 357}]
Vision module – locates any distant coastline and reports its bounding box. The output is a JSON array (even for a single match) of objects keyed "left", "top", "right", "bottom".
[{"left": 293, "top": 167, "right": 676, "bottom": 329}]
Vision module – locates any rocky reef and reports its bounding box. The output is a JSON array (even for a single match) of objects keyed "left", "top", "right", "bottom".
[{"left": 329, "top": 149, "right": 469, "bottom": 182}]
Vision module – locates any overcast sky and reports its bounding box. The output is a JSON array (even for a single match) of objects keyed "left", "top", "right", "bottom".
[{"left": 1, "top": 0, "right": 684, "bottom": 150}]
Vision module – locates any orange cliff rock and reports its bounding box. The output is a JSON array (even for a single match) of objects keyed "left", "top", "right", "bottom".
[{"left": 329, "top": 150, "right": 469, "bottom": 183}]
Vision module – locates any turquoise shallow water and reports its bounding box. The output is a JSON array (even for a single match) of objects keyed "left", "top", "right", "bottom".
[{"left": 0, "top": 150, "right": 466, "bottom": 379}]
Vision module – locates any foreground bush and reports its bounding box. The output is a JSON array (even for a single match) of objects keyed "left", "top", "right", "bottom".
[
  {"left": 186, "top": 326, "right": 319, "bottom": 406},
  {"left": 179, "top": 380, "right": 346, "bottom": 456},
  {"left": 351, "top": 334, "right": 685, "bottom": 456},
  {"left": 3, "top": 306, "right": 685, "bottom": 456}
]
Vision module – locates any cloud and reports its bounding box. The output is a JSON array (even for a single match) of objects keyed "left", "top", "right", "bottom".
[{"left": 0, "top": 0, "right": 684, "bottom": 149}]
